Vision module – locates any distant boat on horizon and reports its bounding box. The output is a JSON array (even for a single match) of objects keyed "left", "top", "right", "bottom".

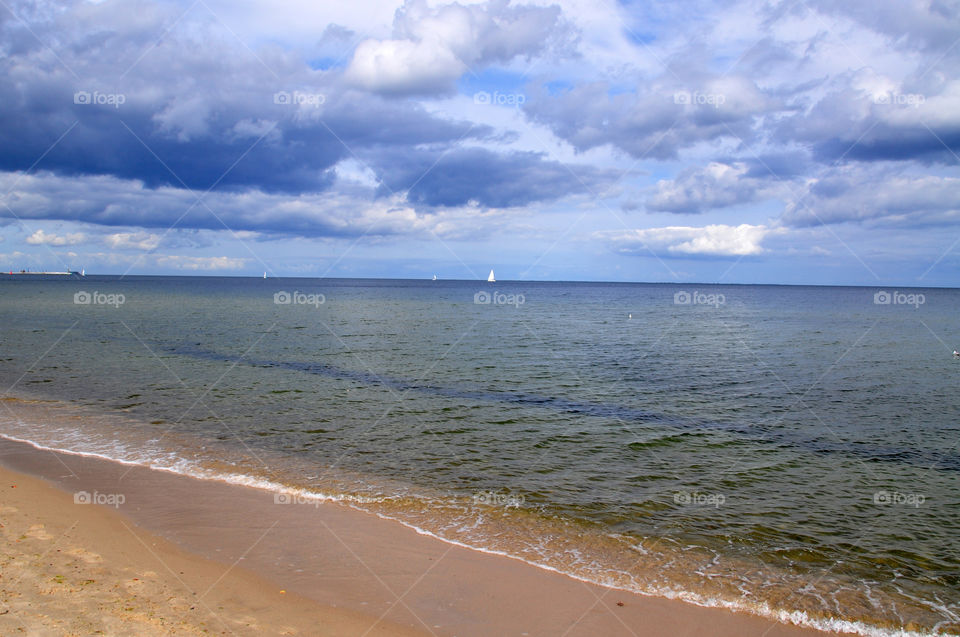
[
  {"left": 432, "top": 274, "right": 437, "bottom": 281},
  {"left": 263, "top": 272, "right": 267, "bottom": 279},
  {"left": 487, "top": 269, "right": 495, "bottom": 283}
]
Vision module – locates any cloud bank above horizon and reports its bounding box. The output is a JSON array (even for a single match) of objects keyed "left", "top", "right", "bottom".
[{"left": 0, "top": 0, "right": 958, "bottom": 285}]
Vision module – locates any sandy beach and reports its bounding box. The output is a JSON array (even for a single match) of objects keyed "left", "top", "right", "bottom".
[
  {"left": 0, "top": 460, "right": 425, "bottom": 636},
  {"left": 0, "top": 436, "right": 839, "bottom": 637}
]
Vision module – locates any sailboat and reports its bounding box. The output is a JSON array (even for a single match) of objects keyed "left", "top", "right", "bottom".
[
  {"left": 263, "top": 272, "right": 267, "bottom": 279},
  {"left": 432, "top": 274, "right": 438, "bottom": 281},
  {"left": 487, "top": 269, "right": 495, "bottom": 282}
]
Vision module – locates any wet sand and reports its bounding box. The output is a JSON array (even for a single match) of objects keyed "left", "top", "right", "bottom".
[{"left": 0, "top": 436, "right": 839, "bottom": 636}]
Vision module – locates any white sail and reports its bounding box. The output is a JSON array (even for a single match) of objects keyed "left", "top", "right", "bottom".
[{"left": 487, "top": 269, "right": 495, "bottom": 282}]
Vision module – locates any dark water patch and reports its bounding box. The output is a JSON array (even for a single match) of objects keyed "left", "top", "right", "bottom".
[{"left": 165, "top": 343, "right": 960, "bottom": 472}]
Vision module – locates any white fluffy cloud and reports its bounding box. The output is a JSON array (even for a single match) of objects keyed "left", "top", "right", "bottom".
[
  {"left": 346, "top": 38, "right": 466, "bottom": 95},
  {"left": 104, "top": 232, "right": 163, "bottom": 251},
  {"left": 154, "top": 255, "right": 248, "bottom": 271},
  {"left": 647, "top": 162, "right": 761, "bottom": 213},
  {"left": 598, "top": 224, "right": 779, "bottom": 257},
  {"left": 345, "top": 0, "right": 564, "bottom": 95},
  {"left": 25, "top": 229, "right": 87, "bottom": 246}
]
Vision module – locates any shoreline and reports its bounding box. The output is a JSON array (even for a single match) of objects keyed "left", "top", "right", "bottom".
[{"left": 0, "top": 435, "right": 839, "bottom": 636}]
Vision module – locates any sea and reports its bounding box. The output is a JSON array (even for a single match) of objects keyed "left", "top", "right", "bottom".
[{"left": 0, "top": 275, "right": 957, "bottom": 636}]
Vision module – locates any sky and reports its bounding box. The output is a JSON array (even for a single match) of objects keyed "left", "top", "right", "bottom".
[{"left": 0, "top": 0, "right": 958, "bottom": 286}]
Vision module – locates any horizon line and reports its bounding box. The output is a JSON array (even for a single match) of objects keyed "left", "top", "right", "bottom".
[{"left": 1, "top": 272, "right": 955, "bottom": 290}]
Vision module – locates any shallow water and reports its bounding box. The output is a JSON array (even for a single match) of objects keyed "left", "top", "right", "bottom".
[{"left": 1, "top": 275, "right": 957, "bottom": 635}]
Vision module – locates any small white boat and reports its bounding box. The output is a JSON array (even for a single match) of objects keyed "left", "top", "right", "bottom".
[
  {"left": 263, "top": 272, "right": 267, "bottom": 279},
  {"left": 487, "top": 269, "right": 495, "bottom": 282},
  {"left": 432, "top": 274, "right": 438, "bottom": 281}
]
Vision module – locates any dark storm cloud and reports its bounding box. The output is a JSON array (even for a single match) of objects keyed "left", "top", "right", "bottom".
[
  {"left": 370, "top": 147, "right": 616, "bottom": 208},
  {"left": 0, "top": 0, "right": 490, "bottom": 196},
  {"left": 812, "top": 126, "right": 960, "bottom": 165},
  {"left": 0, "top": 171, "right": 427, "bottom": 238},
  {"left": 0, "top": 86, "right": 498, "bottom": 194}
]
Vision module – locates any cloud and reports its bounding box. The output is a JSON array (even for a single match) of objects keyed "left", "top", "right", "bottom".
[
  {"left": 346, "top": 38, "right": 465, "bottom": 95},
  {"left": 647, "top": 162, "right": 761, "bottom": 213},
  {"left": 104, "top": 231, "right": 163, "bottom": 251},
  {"left": 525, "top": 76, "right": 775, "bottom": 161},
  {"left": 635, "top": 153, "right": 811, "bottom": 214},
  {"left": 598, "top": 224, "right": 779, "bottom": 257},
  {"left": 0, "top": 0, "right": 493, "bottom": 196},
  {"left": 782, "top": 167, "right": 960, "bottom": 228},
  {"left": 0, "top": 170, "right": 498, "bottom": 239},
  {"left": 1, "top": 0, "right": 958, "bottom": 282},
  {"left": 25, "top": 229, "right": 87, "bottom": 246},
  {"left": 345, "top": 0, "right": 566, "bottom": 96},
  {"left": 776, "top": 74, "right": 960, "bottom": 165},
  {"left": 805, "top": 0, "right": 960, "bottom": 52},
  {"left": 371, "top": 147, "right": 617, "bottom": 208},
  {"left": 154, "top": 255, "right": 248, "bottom": 271}
]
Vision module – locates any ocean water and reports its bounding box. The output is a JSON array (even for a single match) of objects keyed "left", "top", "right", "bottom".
[{"left": 0, "top": 275, "right": 957, "bottom": 635}]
